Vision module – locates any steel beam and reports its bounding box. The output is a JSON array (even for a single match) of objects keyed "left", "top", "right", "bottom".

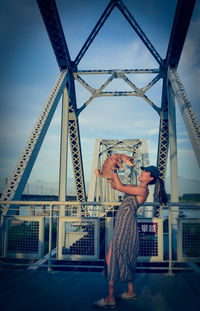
[
  {"left": 120, "top": 74, "right": 161, "bottom": 114},
  {"left": 154, "top": 79, "right": 169, "bottom": 217},
  {"left": 168, "top": 81, "right": 179, "bottom": 202},
  {"left": 74, "top": 0, "right": 115, "bottom": 67},
  {"left": 59, "top": 87, "right": 69, "bottom": 216},
  {"left": 1, "top": 70, "right": 69, "bottom": 214},
  {"left": 37, "top": 0, "right": 72, "bottom": 70},
  {"left": 116, "top": 0, "right": 163, "bottom": 65},
  {"left": 75, "top": 71, "right": 161, "bottom": 115},
  {"left": 156, "top": 79, "right": 169, "bottom": 182},
  {"left": 169, "top": 68, "right": 200, "bottom": 166},
  {"left": 168, "top": 80, "right": 179, "bottom": 258},
  {"left": 165, "top": 0, "right": 196, "bottom": 68},
  {"left": 37, "top": 0, "right": 86, "bottom": 202},
  {"left": 68, "top": 101, "right": 86, "bottom": 202},
  {"left": 75, "top": 69, "right": 160, "bottom": 75},
  {"left": 88, "top": 139, "right": 101, "bottom": 202},
  {"left": 75, "top": 0, "right": 163, "bottom": 67}
]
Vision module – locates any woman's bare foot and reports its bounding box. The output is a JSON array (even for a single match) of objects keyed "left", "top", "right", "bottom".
[
  {"left": 105, "top": 297, "right": 115, "bottom": 303},
  {"left": 120, "top": 291, "right": 137, "bottom": 300}
]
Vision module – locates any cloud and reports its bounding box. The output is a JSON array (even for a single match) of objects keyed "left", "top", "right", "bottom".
[
  {"left": 79, "top": 101, "right": 159, "bottom": 139},
  {"left": 177, "top": 138, "right": 189, "bottom": 144},
  {"left": 178, "top": 148, "right": 196, "bottom": 156},
  {"left": 147, "top": 128, "right": 159, "bottom": 136},
  {"left": 180, "top": 18, "right": 200, "bottom": 67},
  {"left": 80, "top": 38, "right": 158, "bottom": 70}
]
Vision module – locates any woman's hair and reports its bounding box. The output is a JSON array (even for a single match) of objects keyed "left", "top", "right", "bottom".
[
  {"left": 148, "top": 175, "right": 168, "bottom": 205},
  {"left": 155, "top": 177, "right": 168, "bottom": 205}
]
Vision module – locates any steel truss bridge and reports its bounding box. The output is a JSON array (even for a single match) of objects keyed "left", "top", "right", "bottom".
[{"left": 1, "top": 0, "right": 199, "bottom": 217}]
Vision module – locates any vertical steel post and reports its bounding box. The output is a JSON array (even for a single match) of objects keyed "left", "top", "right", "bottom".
[
  {"left": 59, "top": 87, "right": 69, "bottom": 216},
  {"left": 88, "top": 139, "right": 101, "bottom": 216},
  {"left": 168, "top": 79, "right": 179, "bottom": 259},
  {"left": 155, "top": 79, "right": 169, "bottom": 217},
  {"left": 142, "top": 139, "right": 153, "bottom": 217},
  {"left": 88, "top": 139, "right": 101, "bottom": 201},
  {"left": 167, "top": 202, "right": 174, "bottom": 276},
  {"left": 48, "top": 203, "right": 52, "bottom": 272},
  {"left": 168, "top": 81, "right": 179, "bottom": 200},
  {"left": 3, "top": 218, "right": 7, "bottom": 257}
]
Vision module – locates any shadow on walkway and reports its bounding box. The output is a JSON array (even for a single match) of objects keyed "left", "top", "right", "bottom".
[{"left": 0, "top": 269, "right": 199, "bottom": 311}]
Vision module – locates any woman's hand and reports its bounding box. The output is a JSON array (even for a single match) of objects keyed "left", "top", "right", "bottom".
[{"left": 111, "top": 179, "right": 118, "bottom": 190}]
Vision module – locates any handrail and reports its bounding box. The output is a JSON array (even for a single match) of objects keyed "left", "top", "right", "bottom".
[
  {"left": 1, "top": 200, "right": 200, "bottom": 207},
  {"left": 0, "top": 200, "right": 199, "bottom": 274}
]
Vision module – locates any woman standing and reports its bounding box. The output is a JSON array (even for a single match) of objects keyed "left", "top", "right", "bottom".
[{"left": 93, "top": 158, "right": 168, "bottom": 308}]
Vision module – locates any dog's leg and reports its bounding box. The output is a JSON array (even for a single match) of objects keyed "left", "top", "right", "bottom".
[
  {"left": 94, "top": 169, "right": 101, "bottom": 177},
  {"left": 122, "top": 155, "right": 134, "bottom": 167},
  {"left": 117, "top": 161, "right": 126, "bottom": 171}
]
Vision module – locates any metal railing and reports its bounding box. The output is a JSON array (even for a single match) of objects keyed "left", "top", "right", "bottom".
[{"left": 0, "top": 200, "right": 200, "bottom": 274}]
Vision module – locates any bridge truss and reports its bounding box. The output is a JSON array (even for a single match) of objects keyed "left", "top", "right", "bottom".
[
  {"left": 1, "top": 0, "right": 199, "bottom": 217},
  {"left": 87, "top": 139, "right": 159, "bottom": 217}
]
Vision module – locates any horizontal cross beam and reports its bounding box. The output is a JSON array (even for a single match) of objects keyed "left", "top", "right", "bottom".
[{"left": 74, "top": 69, "right": 160, "bottom": 75}]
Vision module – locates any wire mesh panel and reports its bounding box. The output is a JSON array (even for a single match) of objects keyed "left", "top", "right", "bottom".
[
  {"left": 137, "top": 218, "right": 163, "bottom": 261},
  {"left": 4, "top": 216, "right": 44, "bottom": 258},
  {"left": 58, "top": 217, "right": 99, "bottom": 260},
  {"left": 178, "top": 218, "right": 200, "bottom": 262}
]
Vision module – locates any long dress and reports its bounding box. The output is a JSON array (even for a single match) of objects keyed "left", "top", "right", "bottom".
[{"left": 106, "top": 194, "right": 139, "bottom": 283}]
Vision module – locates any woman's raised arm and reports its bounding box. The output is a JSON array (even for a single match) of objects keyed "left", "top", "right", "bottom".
[
  {"left": 109, "top": 157, "right": 147, "bottom": 197},
  {"left": 111, "top": 171, "right": 147, "bottom": 196}
]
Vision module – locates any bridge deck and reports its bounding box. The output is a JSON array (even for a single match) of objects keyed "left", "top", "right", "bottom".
[{"left": 0, "top": 269, "right": 199, "bottom": 310}]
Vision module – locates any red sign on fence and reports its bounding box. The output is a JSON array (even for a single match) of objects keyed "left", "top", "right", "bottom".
[{"left": 137, "top": 222, "right": 158, "bottom": 234}]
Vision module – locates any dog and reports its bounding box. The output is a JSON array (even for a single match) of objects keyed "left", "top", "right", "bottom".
[{"left": 95, "top": 153, "right": 134, "bottom": 182}]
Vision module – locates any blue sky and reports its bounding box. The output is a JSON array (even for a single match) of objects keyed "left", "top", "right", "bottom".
[{"left": 0, "top": 0, "right": 200, "bottom": 195}]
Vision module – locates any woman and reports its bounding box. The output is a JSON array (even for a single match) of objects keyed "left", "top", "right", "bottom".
[{"left": 93, "top": 158, "right": 168, "bottom": 308}]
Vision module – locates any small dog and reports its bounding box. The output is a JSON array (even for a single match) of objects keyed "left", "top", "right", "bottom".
[{"left": 95, "top": 153, "right": 134, "bottom": 182}]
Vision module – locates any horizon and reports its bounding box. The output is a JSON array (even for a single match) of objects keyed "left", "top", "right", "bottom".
[{"left": 1, "top": 175, "right": 200, "bottom": 197}]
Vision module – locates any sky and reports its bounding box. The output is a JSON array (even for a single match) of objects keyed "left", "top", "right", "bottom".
[{"left": 0, "top": 0, "right": 200, "bottom": 195}]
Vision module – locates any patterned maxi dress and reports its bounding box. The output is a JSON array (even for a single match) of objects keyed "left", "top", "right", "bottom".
[{"left": 106, "top": 194, "right": 139, "bottom": 283}]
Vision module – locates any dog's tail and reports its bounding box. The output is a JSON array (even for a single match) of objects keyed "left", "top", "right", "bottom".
[{"left": 94, "top": 169, "right": 101, "bottom": 177}]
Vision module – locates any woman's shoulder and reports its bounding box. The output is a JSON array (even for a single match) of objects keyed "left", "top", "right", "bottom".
[
  {"left": 136, "top": 188, "right": 149, "bottom": 206},
  {"left": 124, "top": 193, "right": 138, "bottom": 202}
]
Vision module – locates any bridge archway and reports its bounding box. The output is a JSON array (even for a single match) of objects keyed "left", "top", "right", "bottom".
[{"left": 1, "top": 0, "right": 199, "bottom": 219}]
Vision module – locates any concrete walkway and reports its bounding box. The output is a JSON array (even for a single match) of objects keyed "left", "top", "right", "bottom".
[{"left": 0, "top": 269, "right": 199, "bottom": 311}]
